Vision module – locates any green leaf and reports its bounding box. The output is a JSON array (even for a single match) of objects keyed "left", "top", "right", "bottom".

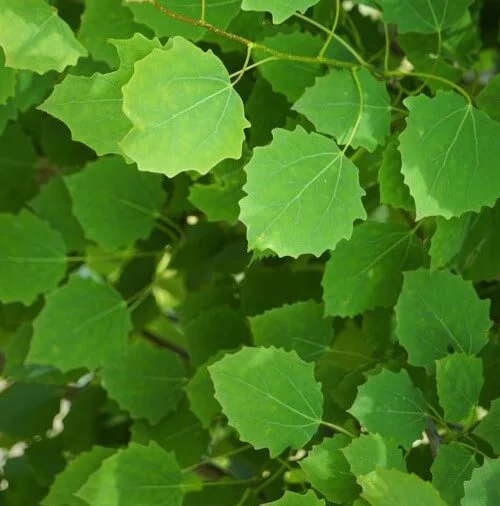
[
  {"left": 294, "top": 68, "right": 391, "bottom": 152},
  {"left": 0, "top": 48, "right": 16, "bottom": 105},
  {"left": 0, "top": 210, "right": 66, "bottom": 304},
  {"left": 184, "top": 305, "right": 252, "bottom": 367},
  {"left": 66, "top": 156, "right": 166, "bottom": 249},
  {"left": 126, "top": 0, "right": 241, "bottom": 40},
  {"left": 375, "top": 0, "right": 473, "bottom": 34},
  {"left": 42, "top": 447, "right": 115, "bottom": 506},
  {"left": 120, "top": 37, "right": 248, "bottom": 176},
  {"left": 399, "top": 91, "right": 500, "bottom": 219},
  {"left": 0, "top": 121, "right": 37, "bottom": 213},
  {"left": 477, "top": 74, "right": 500, "bottom": 123},
  {"left": 76, "top": 442, "right": 184, "bottom": 506},
  {"left": 342, "top": 433, "right": 406, "bottom": 477},
  {"left": 185, "top": 354, "right": 222, "bottom": 428},
  {"left": 240, "top": 126, "right": 366, "bottom": 257},
  {"left": 189, "top": 156, "right": 246, "bottom": 225},
  {"left": 378, "top": 138, "right": 415, "bottom": 212},
  {"left": 0, "top": 0, "right": 87, "bottom": 73},
  {"left": 39, "top": 34, "right": 161, "bottom": 156},
  {"left": 322, "top": 221, "right": 425, "bottom": 317},
  {"left": 249, "top": 301, "right": 333, "bottom": 362},
  {"left": 101, "top": 339, "right": 185, "bottom": 424},
  {"left": 436, "top": 354, "right": 483, "bottom": 422},
  {"left": 264, "top": 490, "right": 326, "bottom": 506},
  {"left": 430, "top": 443, "right": 478, "bottom": 506},
  {"left": 359, "top": 468, "right": 447, "bottom": 505},
  {"left": 462, "top": 458, "right": 500, "bottom": 506},
  {"left": 254, "top": 29, "right": 323, "bottom": 102},
  {"left": 0, "top": 382, "right": 61, "bottom": 439},
  {"left": 132, "top": 400, "right": 209, "bottom": 468},
  {"left": 299, "top": 435, "right": 360, "bottom": 503},
  {"left": 241, "top": 0, "right": 320, "bottom": 24},
  {"left": 474, "top": 398, "right": 500, "bottom": 454},
  {"left": 348, "top": 369, "right": 428, "bottom": 448},
  {"left": 28, "top": 276, "right": 132, "bottom": 372},
  {"left": 395, "top": 269, "right": 491, "bottom": 371},
  {"left": 430, "top": 214, "right": 471, "bottom": 270},
  {"left": 208, "top": 346, "right": 323, "bottom": 457},
  {"left": 29, "top": 175, "right": 86, "bottom": 252},
  {"left": 78, "top": 0, "right": 138, "bottom": 68}
]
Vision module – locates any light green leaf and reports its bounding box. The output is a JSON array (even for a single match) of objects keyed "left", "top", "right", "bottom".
[
  {"left": 242, "top": 0, "right": 320, "bottom": 24},
  {"left": 28, "top": 276, "right": 132, "bottom": 372},
  {"left": 76, "top": 443, "right": 184, "bottom": 506},
  {"left": 189, "top": 157, "right": 246, "bottom": 225},
  {"left": 436, "top": 354, "right": 483, "bottom": 422},
  {"left": 430, "top": 214, "right": 471, "bottom": 270},
  {"left": 0, "top": 210, "right": 66, "bottom": 304},
  {"left": 120, "top": 37, "right": 248, "bottom": 176},
  {"left": 265, "top": 490, "right": 325, "bottom": 506},
  {"left": 294, "top": 68, "right": 391, "bottom": 152},
  {"left": 348, "top": 369, "right": 427, "bottom": 448},
  {"left": 39, "top": 34, "right": 161, "bottom": 156},
  {"left": 29, "top": 175, "right": 86, "bottom": 252},
  {"left": 322, "top": 221, "right": 425, "bottom": 317},
  {"left": 208, "top": 346, "right": 323, "bottom": 457},
  {"left": 78, "top": 0, "right": 138, "bottom": 68},
  {"left": 477, "top": 74, "right": 500, "bottom": 123},
  {"left": 299, "top": 435, "right": 360, "bottom": 503},
  {"left": 474, "top": 398, "right": 500, "bottom": 454},
  {"left": 462, "top": 458, "right": 500, "bottom": 506},
  {"left": 342, "top": 433, "right": 405, "bottom": 477},
  {"left": 254, "top": 29, "right": 323, "bottom": 102},
  {"left": 378, "top": 138, "right": 415, "bottom": 212},
  {"left": 430, "top": 443, "right": 478, "bottom": 506},
  {"left": 66, "top": 156, "right": 166, "bottom": 249},
  {"left": 240, "top": 127, "right": 366, "bottom": 257},
  {"left": 399, "top": 91, "right": 500, "bottom": 219},
  {"left": 0, "top": 0, "right": 87, "bottom": 73},
  {"left": 249, "top": 301, "right": 333, "bottom": 362},
  {"left": 101, "top": 339, "right": 185, "bottom": 424},
  {"left": 359, "top": 468, "right": 447, "bottom": 506},
  {"left": 375, "top": 0, "right": 473, "bottom": 34},
  {"left": 42, "top": 447, "right": 115, "bottom": 506},
  {"left": 126, "top": 0, "right": 241, "bottom": 40},
  {"left": 395, "top": 269, "right": 491, "bottom": 371}
]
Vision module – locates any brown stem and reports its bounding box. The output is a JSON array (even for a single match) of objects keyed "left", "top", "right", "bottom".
[{"left": 142, "top": 329, "right": 190, "bottom": 360}]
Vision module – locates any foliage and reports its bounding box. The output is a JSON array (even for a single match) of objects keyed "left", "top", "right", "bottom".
[{"left": 0, "top": 0, "right": 499, "bottom": 504}]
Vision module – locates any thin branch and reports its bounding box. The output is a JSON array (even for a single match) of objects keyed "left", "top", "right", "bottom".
[{"left": 142, "top": 329, "right": 190, "bottom": 360}]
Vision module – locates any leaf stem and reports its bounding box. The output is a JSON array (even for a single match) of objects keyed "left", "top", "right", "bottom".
[
  {"left": 320, "top": 420, "right": 356, "bottom": 438},
  {"left": 383, "top": 23, "right": 391, "bottom": 73},
  {"left": 318, "top": 0, "right": 341, "bottom": 58},
  {"left": 231, "top": 43, "right": 254, "bottom": 86},
  {"left": 200, "top": 0, "right": 206, "bottom": 23}
]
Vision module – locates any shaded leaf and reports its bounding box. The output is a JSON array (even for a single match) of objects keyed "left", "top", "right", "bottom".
[
  {"left": 474, "top": 398, "right": 500, "bottom": 454},
  {"left": 462, "top": 458, "right": 500, "bottom": 506}
]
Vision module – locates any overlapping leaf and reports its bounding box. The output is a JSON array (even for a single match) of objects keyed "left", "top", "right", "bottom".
[
  {"left": 322, "top": 221, "right": 425, "bottom": 317},
  {"left": 0, "top": 0, "right": 87, "bottom": 73},
  {"left": 462, "top": 459, "right": 500, "bottom": 506},
  {"left": 76, "top": 443, "right": 184, "bottom": 506},
  {"left": 0, "top": 210, "right": 66, "bottom": 304},
  {"left": 294, "top": 68, "right": 391, "bottom": 152},
  {"left": 395, "top": 269, "right": 491, "bottom": 371},
  {"left": 39, "top": 34, "right": 160, "bottom": 156},
  {"left": 120, "top": 37, "right": 248, "bottom": 176},
  {"left": 241, "top": 0, "right": 320, "bottom": 24},
  {"left": 348, "top": 369, "right": 428, "bottom": 448},
  {"left": 250, "top": 301, "right": 333, "bottom": 362},
  {"left": 474, "top": 398, "right": 500, "bottom": 453},
  {"left": 399, "top": 92, "right": 500, "bottom": 219},
  {"left": 209, "top": 347, "right": 323, "bottom": 457},
  {"left": 28, "top": 276, "right": 132, "bottom": 372},
  {"left": 266, "top": 491, "right": 325, "bottom": 506},
  {"left": 66, "top": 156, "right": 166, "bottom": 249},
  {"left": 240, "top": 127, "right": 366, "bottom": 257}
]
